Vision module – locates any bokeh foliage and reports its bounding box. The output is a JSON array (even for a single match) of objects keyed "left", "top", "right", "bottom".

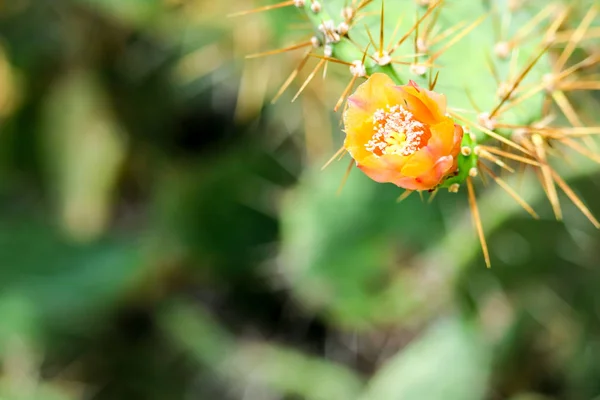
[{"left": 0, "top": 0, "right": 599, "bottom": 399}]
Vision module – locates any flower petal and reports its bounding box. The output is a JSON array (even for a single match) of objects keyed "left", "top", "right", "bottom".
[
  {"left": 345, "top": 73, "right": 402, "bottom": 115},
  {"left": 400, "top": 148, "right": 435, "bottom": 177},
  {"left": 393, "top": 87, "right": 438, "bottom": 125},
  {"left": 401, "top": 83, "right": 447, "bottom": 123},
  {"left": 426, "top": 119, "right": 457, "bottom": 155}
]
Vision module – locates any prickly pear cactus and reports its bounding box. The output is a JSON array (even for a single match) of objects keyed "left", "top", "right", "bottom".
[{"left": 232, "top": 0, "right": 600, "bottom": 324}]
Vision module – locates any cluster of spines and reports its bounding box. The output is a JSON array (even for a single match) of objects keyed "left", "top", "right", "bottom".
[{"left": 231, "top": 0, "right": 600, "bottom": 267}]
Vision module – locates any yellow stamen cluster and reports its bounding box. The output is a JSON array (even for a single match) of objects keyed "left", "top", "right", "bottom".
[{"left": 366, "top": 105, "right": 426, "bottom": 156}]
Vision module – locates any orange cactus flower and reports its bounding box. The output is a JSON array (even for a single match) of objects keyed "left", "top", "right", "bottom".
[{"left": 343, "top": 73, "right": 464, "bottom": 191}]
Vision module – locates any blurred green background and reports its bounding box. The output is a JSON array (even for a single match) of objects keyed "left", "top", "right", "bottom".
[{"left": 0, "top": 0, "right": 600, "bottom": 399}]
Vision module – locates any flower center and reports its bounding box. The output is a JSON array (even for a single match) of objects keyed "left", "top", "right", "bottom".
[{"left": 365, "top": 105, "right": 427, "bottom": 157}]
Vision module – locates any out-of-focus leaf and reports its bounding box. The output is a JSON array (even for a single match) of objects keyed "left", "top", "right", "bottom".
[
  {"left": 152, "top": 143, "right": 288, "bottom": 277},
  {"left": 73, "top": 0, "right": 165, "bottom": 27},
  {"left": 507, "top": 394, "right": 554, "bottom": 400},
  {"left": 0, "top": 295, "right": 39, "bottom": 357},
  {"left": 232, "top": 342, "right": 364, "bottom": 400},
  {"left": 0, "top": 386, "right": 77, "bottom": 400},
  {"left": 160, "top": 302, "right": 236, "bottom": 369},
  {"left": 0, "top": 298, "right": 80, "bottom": 400},
  {"left": 162, "top": 301, "right": 365, "bottom": 400},
  {"left": 359, "top": 318, "right": 491, "bottom": 400},
  {"left": 0, "top": 214, "right": 143, "bottom": 330},
  {"left": 40, "top": 70, "right": 127, "bottom": 241},
  {"left": 0, "top": 45, "right": 20, "bottom": 118}
]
